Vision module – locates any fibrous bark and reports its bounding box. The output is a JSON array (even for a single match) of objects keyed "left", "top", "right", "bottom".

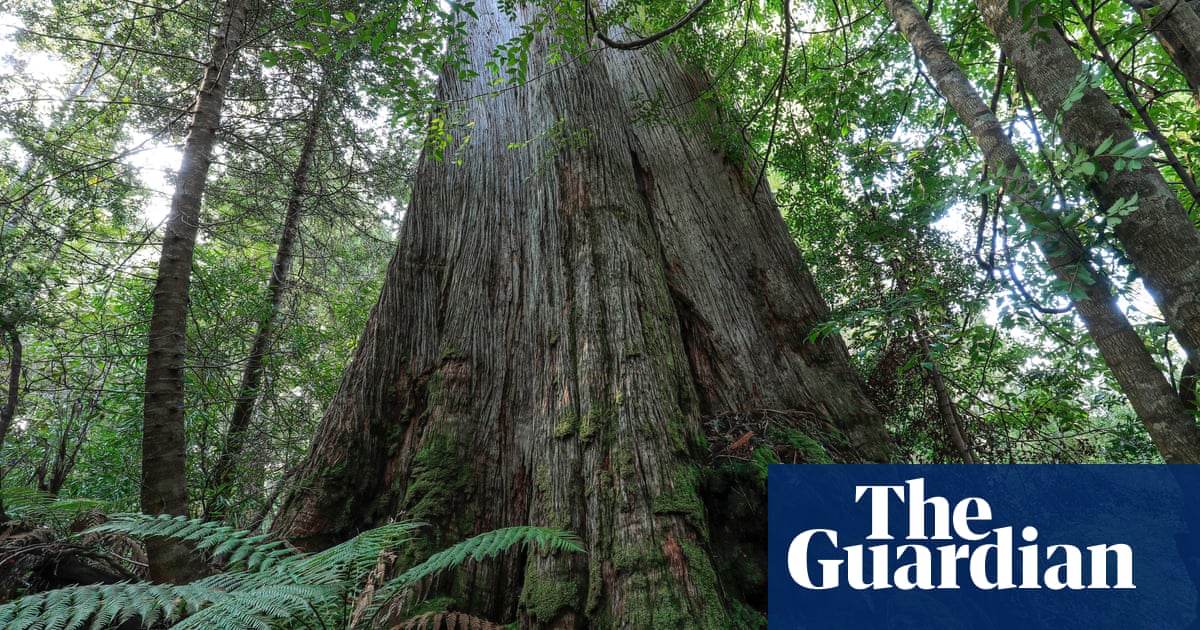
[
  {"left": 977, "top": 0, "right": 1200, "bottom": 374},
  {"left": 887, "top": 0, "right": 1200, "bottom": 461},
  {"left": 141, "top": 0, "right": 250, "bottom": 580},
  {"left": 274, "top": 2, "right": 892, "bottom": 626}
]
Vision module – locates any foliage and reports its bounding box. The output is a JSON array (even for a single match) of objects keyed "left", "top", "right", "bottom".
[{"left": 0, "top": 514, "right": 583, "bottom": 629}]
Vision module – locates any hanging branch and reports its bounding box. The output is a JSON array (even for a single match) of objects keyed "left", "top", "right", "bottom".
[
  {"left": 584, "top": 0, "right": 715, "bottom": 50},
  {"left": 754, "top": 0, "right": 793, "bottom": 195}
]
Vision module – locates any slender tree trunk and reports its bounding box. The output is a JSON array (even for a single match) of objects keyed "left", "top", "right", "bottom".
[
  {"left": 1125, "top": 0, "right": 1200, "bottom": 102},
  {"left": 887, "top": 0, "right": 1200, "bottom": 462},
  {"left": 907, "top": 311, "right": 975, "bottom": 463},
  {"left": 205, "top": 82, "right": 327, "bottom": 522},
  {"left": 141, "top": 0, "right": 250, "bottom": 579},
  {"left": 0, "top": 326, "right": 21, "bottom": 520},
  {"left": 920, "top": 342, "right": 975, "bottom": 463},
  {"left": 274, "top": 2, "right": 892, "bottom": 626},
  {"left": 976, "top": 0, "right": 1200, "bottom": 382}
]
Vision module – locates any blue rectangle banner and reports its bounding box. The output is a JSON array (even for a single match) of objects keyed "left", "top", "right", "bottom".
[{"left": 768, "top": 465, "right": 1200, "bottom": 629}]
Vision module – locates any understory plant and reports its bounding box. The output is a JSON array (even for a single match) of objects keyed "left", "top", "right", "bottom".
[{"left": 0, "top": 514, "right": 584, "bottom": 629}]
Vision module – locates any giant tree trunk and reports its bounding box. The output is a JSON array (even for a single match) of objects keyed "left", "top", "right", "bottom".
[
  {"left": 141, "top": 0, "right": 250, "bottom": 580},
  {"left": 886, "top": 0, "right": 1200, "bottom": 461},
  {"left": 273, "top": 2, "right": 892, "bottom": 626},
  {"left": 977, "top": 0, "right": 1200, "bottom": 364}
]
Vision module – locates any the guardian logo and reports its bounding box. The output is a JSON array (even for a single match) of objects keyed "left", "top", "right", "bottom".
[{"left": 788, "top": 478, "right": 1135, "bottom": 591}]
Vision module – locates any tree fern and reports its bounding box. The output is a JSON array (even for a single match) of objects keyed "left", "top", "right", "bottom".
[
  {"left": 0, "top": 487, "right": 105, "bottom": 531},
  {"left": 0, "top": 515, "right": 583, "bottom": 629}
]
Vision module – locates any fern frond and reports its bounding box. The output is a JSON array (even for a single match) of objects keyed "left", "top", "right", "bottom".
[
  {"left": 361, "top": 526, "right": 584, "bottom": 627},
  {"left": 85, "top": 514, "right": 299, "bottom": 572},
  {"left": 290, "top": 521, "right": 424, "bottom": 585},
  {"left": 0, "top": 581, "right": 228, "bottom": 630},
  {"left": 396, "top": 527, "right": 584, "bottom": 587},
  {"left": 5, "top": 515, "right": 581, "bottom": 630},
  {"left": 397, "top": 610, "right": 505, "bottom": 629},
  {"left": 172, "top": 583, "right": 340, "bottom": 630},
  {"left": 0, "top": 487, "right": 106, "bottom": 530}
]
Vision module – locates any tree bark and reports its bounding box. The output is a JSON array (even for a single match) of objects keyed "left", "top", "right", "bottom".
[
  {"left": 205, "top": 81, "right": 327, "bottom": 522},
  {"left": 273, "top": 1, "right": 892, "bottom": 626},
  {"left": 886, "top": 0, "right": 1200, "bottom": 462},
  {"left": 1125, "top": 0, "right": 1200, "bottom": 102},
  {"left": 976, "top": 0, "right": 1200, "bottom": 380},
  {"left": 141, "top": 0, "right": 250, "bottom": 580},
  {"left": 0, "top": 326, "right": 21, "bottom": 520}
]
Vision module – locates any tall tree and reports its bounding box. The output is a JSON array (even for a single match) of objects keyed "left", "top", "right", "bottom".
[
  {"left": 1123, "top": 0, "right": 1200, "bottom": 102},
  {"left": 273, "top": 1, "right": 892, "bottom": 626},
  {"left": 884, "top": 0, "right": 1200, "bottom": 461},
  {"left": 205, "top": 75, "right": 329, "bottom": 521},
  {"left": 976, "top": 0, "right": 1200, "bottom": 365},
  {"left": 141, "top": 0, "right": 251, "bottom": 579}
]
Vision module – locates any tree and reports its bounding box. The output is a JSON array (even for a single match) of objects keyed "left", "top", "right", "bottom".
[
  {"left": 205, "top": 73, "right": 328, "bottom": 521},
  {"left": 884, "top": 0, "right": 1200, "bottom": 462},
  {"left": 141, "top": 0, "right": 251, "bottom": 580},
  {"left": 976, "top": 0, "right": 1200, "bottom": 365},
  {"left": 272, "top": 2, "right": 892, "bottom": 626},
  {"left": 1123, "top": 0, "right": 1200, "bottom": 103}
]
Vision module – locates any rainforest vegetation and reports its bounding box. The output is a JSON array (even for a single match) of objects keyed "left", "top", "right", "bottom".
[{"left": 1, "top": 0, "right": 1199, "bottom": 626}]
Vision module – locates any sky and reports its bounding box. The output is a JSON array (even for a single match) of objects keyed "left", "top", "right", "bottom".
[{"left": 1, "top": 9, "right": 179, "bottom": 226}]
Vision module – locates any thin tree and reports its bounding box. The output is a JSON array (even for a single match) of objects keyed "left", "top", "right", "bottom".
[
  {"left": 206, "top": 77, "right": 329, "bottom": 521},
  {"left": 976, "top": 0, "right": 1200, "bottom": 371},
  {"left": 141, "top": 0, "right": 251, "bottom": 580},
  {"left": 1123, "top": 0, "right": 1200, "bottom": 102},
  {"left": 273, "top": 2, "right": 893, "bottom": 626},
  {"left": 0, "top": 326, "right": 19, "bottom": 520},
  {"left": 885, "top": 0, "right": 1200, "bottom": 461}
]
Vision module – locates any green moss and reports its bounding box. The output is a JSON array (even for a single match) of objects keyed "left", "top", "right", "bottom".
[
  {"left": 770, "top": 427, "right": 834, "bottom": 464},
  {"left": 579, "top": 402, "right": 615, "bottom": 443},
  {"left": 679, "top": 538, "right": 729, "bottom": 628},
  {"left": 403, "top": 434, "right": 474, "bottom": 527},
  {"left": 616, "top": 449, "right": 636, "bottom": 477},
  {"left": 743, "top": 446, "right": 779, "bottom": 484},
  {"left": 520, "top": 566, "right": 582, "bottom": 624},
  {"left": 699, "top": 451, "right": 769, "bottom": 624},
  {"left": 729, "top": 601, "right": 768, "bottom": 630},
  {"left": 652, "top": 465, "right": 706, "bottom": 530},
  {"left": 613, "top": 549, "right": 725, "bottom": 628},
  {"left": 613, "top": 545, "right": 649, "bottom": 572},
  {"left": 532, "top": 464, "right": 571, "bottom": 530},
  {"left": 586, "top": 553, "right": 604, "bottom": 614},
  {"left": 663, "top": 407, "right": 691, "bottom": 454},
  {"left": 438, "top": 344, "right": 467, "bottom": 361},
  {"left": 555, "top": 409, "right": 579, "bottom": 438}
]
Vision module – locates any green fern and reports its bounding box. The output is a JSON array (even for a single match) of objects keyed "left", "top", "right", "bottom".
[
  {"left": 0, "top": 486, "right": 106, "bottom": 531},
  {"left": 362, "top": 526, "right": 585, "bottom": 626},
  {"left": 0, "top": 515, "right": 584, "bottom": 630}
]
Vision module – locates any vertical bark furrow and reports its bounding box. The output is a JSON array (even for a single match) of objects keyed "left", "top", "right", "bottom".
[{"left": 274, "top": 2, "right": 893, "bottom": 626}]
